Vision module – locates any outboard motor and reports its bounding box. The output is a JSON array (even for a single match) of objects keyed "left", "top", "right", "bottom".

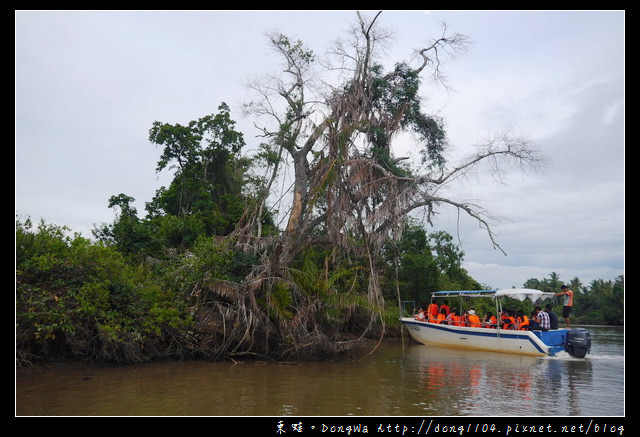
[{"left": 564, "top": 328, "right": 591, "bottom": 358}]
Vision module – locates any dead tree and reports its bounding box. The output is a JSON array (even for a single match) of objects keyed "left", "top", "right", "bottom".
[{"left": 210, "top": 11, "right": 546, "bottom": 359}]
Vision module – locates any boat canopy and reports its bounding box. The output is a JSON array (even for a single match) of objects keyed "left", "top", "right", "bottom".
[{"left": 432, "top": 288, "right": 555, "bottom": 302}]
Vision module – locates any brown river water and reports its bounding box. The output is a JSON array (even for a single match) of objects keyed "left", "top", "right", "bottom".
[{"left": 15, "top": 326, "right": 623, "bottom": 418}]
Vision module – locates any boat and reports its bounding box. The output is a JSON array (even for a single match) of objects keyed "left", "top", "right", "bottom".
[{"left": 400, "top": 288, "right": 591, "bottom": 358}]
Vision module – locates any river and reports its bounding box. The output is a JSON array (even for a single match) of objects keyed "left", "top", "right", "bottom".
[{"left": 15, "top": 325, "right": 623, "bottom": 418}]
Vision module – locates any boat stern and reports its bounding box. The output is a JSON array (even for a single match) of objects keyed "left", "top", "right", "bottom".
[
  {"left": 532, "top": 329, "right": 568, "bottom": 356},
  {"left": 532, "top": 328, "right": 591, "bottom": 357}
]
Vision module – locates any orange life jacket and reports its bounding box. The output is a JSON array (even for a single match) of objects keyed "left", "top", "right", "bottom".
[
  {"left": 427, "top": 303, "right": 439, "bottom": 317},
  {"left": 485, "top": 315, "right": 497, "bottom": 328},
  {"left": 440, "top": 304, "right": 451, "bottom": 316},
  {"left": 502, "top": 316, "right": 515, "bottom": 330},
  {"left": 467, "top": 314, "right": 482, "bottom": 328},
  {"left": 452, "top": 315, "right": 462, "bottom": 326},
  {"left": 518, "top": 315, "right": 530, "bottom": 330},
  {"left": 436, "top": 313, "right": 446, "bottom": 324}
]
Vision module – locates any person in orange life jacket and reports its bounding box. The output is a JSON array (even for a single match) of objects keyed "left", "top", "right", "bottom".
[
  {"left": 515, "top": 309, "right": 530, "bottom": 330},
  {"left": 455, "top": 309, "right": 464, "bottom": 326},
  {"left": 501, "top": 310, "right": 516, "bottom": 330},
  {"left": 439, "top": 301, "right": 451, "bottom": 316},
  {"left": 459, "top": 310, "right": 469, "bottom": 326},
  {"left": 427, "top": 302, "right": 439, "bottom": 322},
  {"left": 445, "top": 308, "right": 454, "bottom": 324},
  {"left": 466, "top": 309, "right": 482, "bottom": 327},
  {"left": 436, "top": 307, "right": 447, "bottom": 324},
  {"left": 482, "top": 311, "right": 498, "bottom": 328},
  {"left": 447, "top": 308, "right": 462, "bottom": 326},
  {"left": 555, "top": 285, "right": 574, "bottom": 328},
  {"left": 428, "top": 310, "right": 439, "bottom": 323}
]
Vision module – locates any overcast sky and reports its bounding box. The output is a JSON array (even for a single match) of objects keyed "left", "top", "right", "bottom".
[{"left": 15, "top": 10, "right": 624, "bottom": 290}]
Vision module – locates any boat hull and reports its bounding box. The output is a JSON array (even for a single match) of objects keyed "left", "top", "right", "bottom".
[{"left": 400, "top": 317, "right": 569, "bottom": 357}]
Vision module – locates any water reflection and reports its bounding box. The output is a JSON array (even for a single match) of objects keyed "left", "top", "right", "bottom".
[
  {"left": 402, "top": 344, "right": 600, "bottom": 416},
  {"left": 405, "top": 345, "right": 538, "bottom": 415}
]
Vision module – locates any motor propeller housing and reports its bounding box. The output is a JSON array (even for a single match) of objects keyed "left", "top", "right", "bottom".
[{"left": 564, "top": 328, "right": 592, "bottom": 358}]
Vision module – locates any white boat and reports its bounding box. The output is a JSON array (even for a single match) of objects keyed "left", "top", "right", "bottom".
[{"left": 400, "top": 289, "right": 591, "bottom": 358}]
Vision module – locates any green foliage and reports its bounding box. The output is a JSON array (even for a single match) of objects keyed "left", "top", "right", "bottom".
[
  {"left": 288, "top": 248, "right": 373, "bottom": 332},
  {"left": 92, "top": 194, "right": 153, "bottom": 257},
  {"left": 149, "top": 102, "right": 245, "bottom": 174},
  {"left": 16, "top": 218, "right": 192, "bottom": 365},
  {"left": 188, "top": 234, "right": 260, "bottom": 283},
  {"left": 147, "top": 103, "right": 247, "bottom": 226},
  {"left": 369, "top": 62, "right": 448, "bottom": 170},
  {"left": 290, "top": 250, "right": 363, "bottom": 297},
  {"left": 267, "top": 281, "right": 294, "bottom": 320},
  {"left": 93, "top": 104, "right": 265, "bottom": 256},
  {"left": 272, "top": 34, "right": 315, "bottom": 66}
]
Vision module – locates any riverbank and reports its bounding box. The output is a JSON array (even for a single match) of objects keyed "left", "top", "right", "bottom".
[{"left": 16, "top": 324, "right": 406, "bottom": 369}]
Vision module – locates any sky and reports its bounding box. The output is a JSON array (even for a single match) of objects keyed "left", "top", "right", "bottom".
[{"left": 15, "top": 10, "right": 624, "bottom": 290}]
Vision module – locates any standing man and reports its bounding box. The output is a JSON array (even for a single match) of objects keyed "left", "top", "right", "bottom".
[{"left": 555, "top": 285, "right": 574, "bottom": 328}]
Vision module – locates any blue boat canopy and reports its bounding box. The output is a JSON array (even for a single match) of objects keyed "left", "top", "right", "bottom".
[{"left": 432, "top": 288, "right": 555, "bottom": 302}]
